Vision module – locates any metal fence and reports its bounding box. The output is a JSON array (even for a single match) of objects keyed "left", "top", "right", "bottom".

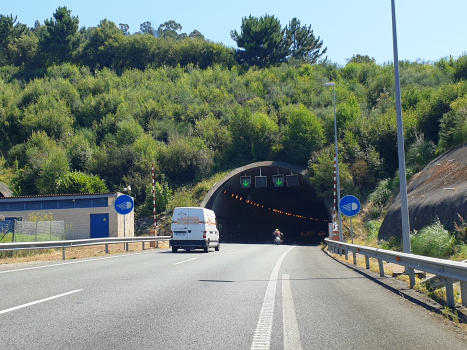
[
  {"left": 0, "top": 236, "right": 171, "bottom": 260},
  {"left": 325, "top": 238, "right": 467, "bottom": 308},
  {"left": 13, "top": 221, "right": 65, "bottom": 242}
]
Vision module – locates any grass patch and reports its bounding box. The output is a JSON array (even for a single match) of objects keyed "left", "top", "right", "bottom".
[
  {"left": 452, "top": 242, "right": 467, "bottom": 261},
  {"left": 167, "top": 171, "right": 231, "bottom": 212},
  {"left": 411, "top": 218, "right": 456, "bottom": 258}
]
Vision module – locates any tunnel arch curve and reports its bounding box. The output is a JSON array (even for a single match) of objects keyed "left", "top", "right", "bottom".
[{"left": 201, "top": 161, "right": 331, "bottom": 243}]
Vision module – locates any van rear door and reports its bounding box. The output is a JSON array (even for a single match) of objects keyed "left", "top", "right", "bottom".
[
  {"left": 172, "top": 208, "right": 189, "bottom": 241},
  {"left": 186, "top": 207, "right": 204, "bottom": 241}
]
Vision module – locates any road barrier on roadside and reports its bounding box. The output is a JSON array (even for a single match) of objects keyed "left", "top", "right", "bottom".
[
  {"left": 325, "top": 238, "right": 467, "bottom": 309},
  {"left": 0, "top": 236, "right": 171, "bottom": 260}
]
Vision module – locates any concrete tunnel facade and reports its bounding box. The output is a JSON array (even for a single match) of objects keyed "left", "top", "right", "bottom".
[{"left": 201, "top": 161, "right": 331, "bottom": 244}]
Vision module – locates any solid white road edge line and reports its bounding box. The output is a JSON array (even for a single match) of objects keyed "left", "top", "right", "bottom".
[
  {"left": 174, "top": 257, "right": 198, "bottom": 265},
  {"left": 0, "top": 250, "right": 159, "bottom": 274},
  {"left": 250, "top": 246, "right": 294, "bottom": 350},
  {"left": 282, "top": 274, "right": 302, "bottom": 350},
  {"left": 0, "top": 290, "right": 82, "bottom": 315}
]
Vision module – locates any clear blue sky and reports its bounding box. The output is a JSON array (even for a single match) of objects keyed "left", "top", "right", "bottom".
[{"left": 4, "top": 0, "right": 466, "bottom": 65}]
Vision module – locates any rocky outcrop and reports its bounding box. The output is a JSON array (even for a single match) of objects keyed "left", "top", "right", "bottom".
[
  {"left": 0, "top": 183, "right": 12, "bottom": 198},
  {"left": 379, "top": 145, "right": 467, "bottom": 240},
  {"left": 135, "top": 214, "right": 171, "bottom": 236}
]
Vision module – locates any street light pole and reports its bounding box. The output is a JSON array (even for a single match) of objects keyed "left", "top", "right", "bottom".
[
  {"left": 391, "top": 0, "right": 415, "bottom": 287},
  {"left": 324, "top": 82, "right": 342, "bottom": 241}
]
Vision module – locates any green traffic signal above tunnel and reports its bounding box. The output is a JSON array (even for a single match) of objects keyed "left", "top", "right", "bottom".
[
  {"left": 240, "top": 176, "right": 251, "bottom": 188},
  {"left": 273, "top": 174, "right": 284, "bottom": 187}
]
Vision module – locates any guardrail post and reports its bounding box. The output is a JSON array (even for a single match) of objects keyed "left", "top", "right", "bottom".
[
  {"left": 339, "top": 247, "right": 342, "bottom": 257},
  {"left": 62, "top": 247, "right": 66, "bottom": 260},
  {"left": 105, "top": 244, "right": 109, "bottom": 254},
  {"left": 408, "top": 268, "right": 416, "bottom": 289},
  {"left": 125, "top": 243, "right": 129, "bottom": 252},
  {"left": 445, "top": 277, "right": 455, "bottom": 308},
  {"left": 142, "top": 242, "right": 145, "bottom": 250},
  {"left": 344, "top": 249, "right": 348, "bottom": 260},
  {"left": 461, "top": 281, "right": 467, "bottom": 308},
  {"left": 365, "top": 256, "right": 370, "bottom": 269},
  {"left": 378, "top": 259, "right": 384, "bottom": 277},
  {"left": 353, "top": 252, "right": 357, "bottom": 265}
]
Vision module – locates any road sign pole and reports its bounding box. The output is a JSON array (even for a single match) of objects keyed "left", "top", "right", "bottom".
[
  {"left": 114, "top": 194, "right": 134, "bottom": 252},
  {"left": 151, "top": 164, "right": 157, "bottom": 248}
]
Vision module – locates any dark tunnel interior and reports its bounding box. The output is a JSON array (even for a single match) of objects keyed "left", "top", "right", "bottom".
[{"left": 204, "top": 165, "right": 331, "bottom": 244}]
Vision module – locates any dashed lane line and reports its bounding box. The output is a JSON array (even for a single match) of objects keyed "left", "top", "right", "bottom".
[
  {"left": 174, "top": 257, "right": 198, "bottom": 265},
  {"left": 0, "top": 290, "right": 82, "bottom": 315}
]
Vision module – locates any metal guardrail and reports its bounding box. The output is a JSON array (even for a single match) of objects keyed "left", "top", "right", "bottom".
[
  {"left": 325, "top": 238, "right": 467, "bottom": 308},
  {"left": 0, "top": 236, "right": 171, "bottom": 260}
]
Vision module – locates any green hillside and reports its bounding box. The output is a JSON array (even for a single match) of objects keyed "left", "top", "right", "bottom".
[{"left": 2, "top": 8, "right": 467, "bottom": 222}]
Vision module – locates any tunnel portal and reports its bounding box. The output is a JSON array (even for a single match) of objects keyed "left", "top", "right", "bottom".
[{"left": 201, "top": 162, "right": 331, "bottom": 244}]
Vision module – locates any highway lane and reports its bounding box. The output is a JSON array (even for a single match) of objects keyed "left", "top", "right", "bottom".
[{"left": 1, "top": 243, "right": 466, "bottom": 349}]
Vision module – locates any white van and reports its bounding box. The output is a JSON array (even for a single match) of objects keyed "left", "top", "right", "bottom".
[{"left": 170, "top": 207, "right": 220, "bottom": 253}]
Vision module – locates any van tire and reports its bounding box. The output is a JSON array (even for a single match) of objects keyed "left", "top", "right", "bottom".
[
  {"left": 172, "top": 247, "right": 178, "bottom": 253},
  {"left": 204, "top": 241, "right": 209, "bottom": 253},
  {"left": 215, "top": 243, "right": 220, "bottom": 251}
]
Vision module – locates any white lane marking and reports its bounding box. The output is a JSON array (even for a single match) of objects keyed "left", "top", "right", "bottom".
[
  {"left": 0, "top": 290, "right": 82, "bottom": 315},
  {"left": 225, "top": 249, "right": 236, "bottom": 252},
  {"left": 251, "top": 246, "right": 294, "bottom": 350},
  {"left": 0, "top": 250, "right": 158, "bottom": 275},
  {"left": 282, "top": 274, "right": 302, "bottom": 350},
  {"left": 174, "top": 257, "right": 198, "bottom": 265}
]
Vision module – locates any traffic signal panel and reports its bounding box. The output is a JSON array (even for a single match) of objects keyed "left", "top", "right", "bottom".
[
  {"left": 240, "top": 176, "right": 251, "bottom": 188},
  {"left": 255, "top": 176, "right": 267, "bottom": 188},
  {"left": 273, "top": 174, "right": 285, "bottom": 187},
  {"left": 286, "top": 174, "right": 299, "bottom": 187}
]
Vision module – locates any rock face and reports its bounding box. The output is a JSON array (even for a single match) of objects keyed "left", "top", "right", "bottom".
[
  {"left": 134, "top": 214, "right": 171, "bottom": 236},
  {"left": 379, "top": 145, "right": 467, "bottom": 241},
  {"left": 0, "top": 183, "right": 13, "bottom": 198}
]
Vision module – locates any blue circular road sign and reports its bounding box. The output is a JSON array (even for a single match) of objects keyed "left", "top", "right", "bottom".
[
  {"left": 339, "top": 195, "right": 361, "bottom": 217},
  {"left": 114, "top": 195, "right": 134, "bottom": 215}
]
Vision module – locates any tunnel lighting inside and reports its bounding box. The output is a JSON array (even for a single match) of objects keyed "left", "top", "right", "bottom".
[
  {"left": 222, "top": 189, "right": 323, "bottom": 221},
  {"left": 204, "top": 164, "right": 331, "bottom": 244}
]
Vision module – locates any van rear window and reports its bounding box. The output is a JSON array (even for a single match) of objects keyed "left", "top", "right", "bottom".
[{"left": 177, "top": 216, "right": 199, "bottom": 224}]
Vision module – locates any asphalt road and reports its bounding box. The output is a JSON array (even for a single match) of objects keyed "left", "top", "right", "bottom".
[{"left": 1, "top": 243, "right": 466, "bottom": 349}]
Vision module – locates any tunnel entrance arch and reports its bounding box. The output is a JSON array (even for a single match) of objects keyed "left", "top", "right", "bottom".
[{"left": 201, "top": 161, "right": 331, "bottom": 244}]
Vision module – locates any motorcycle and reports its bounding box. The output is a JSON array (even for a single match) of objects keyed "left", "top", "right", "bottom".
[{"left": 274, "top": 236, "right": 281, "bottom": 245}]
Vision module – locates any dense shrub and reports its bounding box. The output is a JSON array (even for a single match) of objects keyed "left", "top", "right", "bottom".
[{"left": 411, "top": 219, "right": 456, "bottom": 258}]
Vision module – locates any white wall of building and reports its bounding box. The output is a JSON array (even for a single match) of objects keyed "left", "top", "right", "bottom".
[{"left": 0, "top": 193, "right": 134, "bottom": 240}]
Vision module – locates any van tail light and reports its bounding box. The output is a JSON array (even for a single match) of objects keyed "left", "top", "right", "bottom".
[
  {"left": 171, "top": 231, "right": 173, "bottom": 239},
  {"left": 203, "top": 231, "right": 206, "bottom": 239}
]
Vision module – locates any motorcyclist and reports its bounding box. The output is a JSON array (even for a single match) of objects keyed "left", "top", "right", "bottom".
[{"left": 273, "top": 228, "right": 283, "bottom": 244}]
